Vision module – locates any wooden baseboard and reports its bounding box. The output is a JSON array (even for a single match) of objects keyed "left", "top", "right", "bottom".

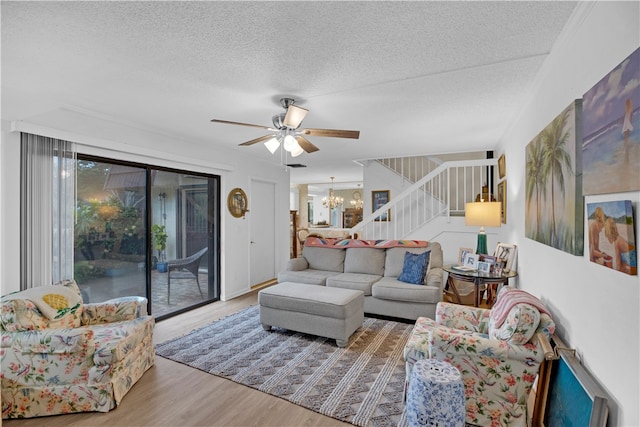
[{"left": 251, "top": 278, "right": 277, "bottom": 291}]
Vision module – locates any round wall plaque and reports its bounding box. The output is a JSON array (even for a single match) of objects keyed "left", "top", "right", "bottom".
[{"left": 227, "top": 188, "right": 249, "bottom": 218}]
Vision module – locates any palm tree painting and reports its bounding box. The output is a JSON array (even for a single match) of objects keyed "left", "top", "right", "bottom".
[{"left": 526, "top": 100, "right": 584, "bottom": 255}]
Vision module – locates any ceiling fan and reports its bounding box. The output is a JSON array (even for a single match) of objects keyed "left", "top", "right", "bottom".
[{"left": 210, "top": 98, "right": 360, "bottom": 157}]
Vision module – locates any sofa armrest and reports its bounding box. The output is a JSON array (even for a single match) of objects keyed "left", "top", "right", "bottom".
[
  {"left": 285, "top": 257, "right": 309, "bottom": 271},
  {"left": 435, "top": 302, "right": 491, "bottom": 333},
  {"left": 81, "top": 296, "right": 148, "bottom": 325},
  {"left": 425, "top": 266, "right": 443, "bottom": 288},
  {"left": 1, "top": 327, "right": 94, "bottom": 354},
  {"left": 429, "top": 325, "right": 545, "bottom": 364}
]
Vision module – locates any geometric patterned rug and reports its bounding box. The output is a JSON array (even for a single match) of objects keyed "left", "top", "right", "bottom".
[{"left": 155, "top": 305, "right": 414, "bottom": 427}]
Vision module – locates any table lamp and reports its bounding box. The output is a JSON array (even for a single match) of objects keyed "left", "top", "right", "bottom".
[{"left": 465, "top": 201, "right": 501, "bottom": 254}]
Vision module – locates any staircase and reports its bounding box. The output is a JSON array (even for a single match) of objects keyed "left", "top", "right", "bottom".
[
  {"left": 351, "top": 158, "right": 497, "bottom": 240},
  {"left": 376, "top": 155, "right": 442, "bottom": 185}
]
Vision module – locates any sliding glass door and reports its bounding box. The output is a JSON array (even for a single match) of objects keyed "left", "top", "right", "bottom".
[
  {"left": 74, "top": 160, "right": 147, "bottom": 303},
  {"left": 150, "top": 170, "right": 220, "bottom": 317},
  {"left": 74, "top": 156, "right": 220, "bottom": 319}
]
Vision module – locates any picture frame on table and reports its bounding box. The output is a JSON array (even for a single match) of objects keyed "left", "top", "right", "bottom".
[
  {"left": 480, "top": 254, "right": 497, "bottom": 273},
  {"left": 372, "top": 190, "right": 391, "bottom": 221},
  {"left": 458, "top": 247, "right": 475, "bottom": 264},
  {"left": 494, "top": 242, "right": 517, "bottom": 272},
  {"left": 463, "top": 252, "right": 480, "bottom": 268},
  {"left": 493, "top": 263, "right": 504, "bottom": 276},
  {"left": 477, "top": 261, "right": 491, "bottom": 274}
]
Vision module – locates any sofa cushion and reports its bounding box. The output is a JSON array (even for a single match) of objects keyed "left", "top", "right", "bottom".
[
  {"left": 326, "top": 273, "right": 382, "bottom": 296},
  {"left": 344, "top": 248, "right": 386, "bottom": 275},
  {"left": 489, "top": 303, "right": 541, "bottom": 345},
  {"left": 372, "top": 277, "right": 442, "bottom": 303},
  {"left": 277, "top": 269, "right": 341, "bottom": 286},
  {"left": 398, "top": 251, "right": 431, "bottom": 285},
  {"left": 303, "top": 246, "right": 346, "bottom": 272},
  {"left": 384, "top": 247, "right": 432, "bottom": 279}
]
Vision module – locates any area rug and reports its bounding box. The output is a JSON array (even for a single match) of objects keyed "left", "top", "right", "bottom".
[{"left": 155, "top": 305, "right": 413, "bottom": 427}]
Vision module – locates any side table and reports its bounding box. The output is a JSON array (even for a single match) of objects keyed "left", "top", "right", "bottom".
[
  {"left": 443, "top": 264, "right": 518, "bottom": 307},
  {"left": 405, "top": 359, "right": 465, "bottom": 427}
]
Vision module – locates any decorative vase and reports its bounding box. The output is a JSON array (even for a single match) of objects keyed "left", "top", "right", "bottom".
[{"left": 157, "top": 262, "right": 168, "bottom": 273}]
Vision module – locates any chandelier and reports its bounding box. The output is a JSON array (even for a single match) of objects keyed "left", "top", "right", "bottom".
[
  {"left": 322, "top": 177, "right": 344, "bottom": 209},
  {"left": 350, "top": 199, "right": 363, "bottom": 209}
]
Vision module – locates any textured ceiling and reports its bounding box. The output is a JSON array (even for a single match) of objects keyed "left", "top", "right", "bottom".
[{"left": 1, "top": 1, "right": 578, "bottom": 187}]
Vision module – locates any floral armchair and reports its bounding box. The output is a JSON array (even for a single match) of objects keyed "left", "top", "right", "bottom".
[
  {"left": 1, "top": 279, "right": 155, "bottom": 418},
  {"left": 404, "top": 286, "right": 555, "bottom": 427}
]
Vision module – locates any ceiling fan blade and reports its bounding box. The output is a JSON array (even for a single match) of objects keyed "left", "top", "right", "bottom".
[
  {"left": 211, "top": 119, "right": 272, "bottom": 130},
  {"left": 238, "top": 134, "right": 274, "bottom": 146},
  {"left": 295, "top": 135, "right": 319, "bottom": 153},
  {"left": 301, "top": 128, "right": 360, "bottom": 139},
  {"left": 283, "top": 104, "right": 309, "bottom": 129}
]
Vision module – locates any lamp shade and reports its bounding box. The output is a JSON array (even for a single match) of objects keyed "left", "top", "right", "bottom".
[
  {"left": 264, "top": 137, "right": 280, "bottom": 154},
  {"left": 283, "top": 104, "right": 309, "bottom": 128},
  {"left": 465, "top": 202, "right": 501, "bottom": 227},
  {"left": 290, "top": 144, "right": 304, "bottom": 157},
  {"left": 283, "top": 134, "right": 299, "bottom": 152}
]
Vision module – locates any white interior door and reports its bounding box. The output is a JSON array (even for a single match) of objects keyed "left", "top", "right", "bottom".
[{"left": 249, "top": 179, "right": 276, "bottom": 286}]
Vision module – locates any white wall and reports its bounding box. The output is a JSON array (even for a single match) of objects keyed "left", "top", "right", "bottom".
[
  {"left": 496, "top": 3, "right": 639, "bottom": 425},
  {"left": 0, "top": 115, "right": 290, "bottom": 302}
]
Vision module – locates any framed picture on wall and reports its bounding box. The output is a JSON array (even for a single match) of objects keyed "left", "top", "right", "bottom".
[
  {"left": 586, "top": 200, "right": 637, "bottom": 275},
  {"left": 372, "top": 190, "right": 390, "bottom": 221},
  {"left": 497, "top": 180, "right": 507, "bottom": 224},
  {"left": 525, "top": 100, "right": 584, "bottom": 256},
  {"left": 582, "top": 47, "right": 639, "bottom": 195},
  {"left": 498, "top": 153, "right": 506, "bottom": 179}
]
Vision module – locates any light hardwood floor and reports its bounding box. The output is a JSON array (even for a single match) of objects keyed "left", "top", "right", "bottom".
[{"left": 4, "top": 289, "right": 350, "bottom": 427}]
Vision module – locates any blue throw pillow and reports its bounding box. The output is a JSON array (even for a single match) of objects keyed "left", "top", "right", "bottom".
[{"left": 398, "top": 251, "right": 430, "bottom": 285}]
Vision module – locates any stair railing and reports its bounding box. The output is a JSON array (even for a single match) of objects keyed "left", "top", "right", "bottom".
[{"left": 351, "top": 158, "right": 497, "bottom": 240}]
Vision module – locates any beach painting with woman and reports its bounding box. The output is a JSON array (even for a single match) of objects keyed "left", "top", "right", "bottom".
[
  {"left": 586, "top": 200, "right": 637, "bottom": 276},
  {"left": 582, "top": 47, "right": 639, "bottom": 195}
]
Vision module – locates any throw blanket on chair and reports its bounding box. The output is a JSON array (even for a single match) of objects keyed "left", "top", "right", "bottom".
[
  {"left": 491, "top": 289, "right": 552, "bottom": 327},
  {"left": 304, "top": 237, "right": 428, "bottom": 249}
]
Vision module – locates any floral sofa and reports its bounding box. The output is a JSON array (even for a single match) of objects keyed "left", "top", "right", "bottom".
[
  {"left": 403, "top": 286, "right": 555, "bottom": 427},
  {"left": 1, "top": 279, "right": 155, "bottom": 418},
  {"left": 278, "top": 238, "right": 443, "bottom": 320}
]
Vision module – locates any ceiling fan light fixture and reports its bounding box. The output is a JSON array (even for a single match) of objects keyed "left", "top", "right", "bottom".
[
  {"left": 290, "top": 144, "right": 304, "bottom": 157},
  {"left": 283, "top": 104, "right": 309, "bottom": 129},
  {"left": 264, "top": 137, "right": 280, "bottom": 154},
  {"left": 283, "top": 134, "right": 299, "bottom": 152}
]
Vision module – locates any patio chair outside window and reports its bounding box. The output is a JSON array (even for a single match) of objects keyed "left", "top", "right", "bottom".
[{"left": 167, "top": 247, "right": 208, "bottom": 304}]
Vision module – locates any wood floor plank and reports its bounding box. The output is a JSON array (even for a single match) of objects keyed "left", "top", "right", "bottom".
[{"left": 4, "top": 289, "right": 349, "bottom": 427}]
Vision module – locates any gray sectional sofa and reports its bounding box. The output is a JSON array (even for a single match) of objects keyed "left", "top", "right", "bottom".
[{"left": 277, "top": 241, "right": 443, "bottom": 320}]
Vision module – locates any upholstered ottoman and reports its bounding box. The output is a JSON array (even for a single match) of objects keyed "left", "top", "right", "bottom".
[{"left": 258, "top": 282, "right": 364, "bottom": 347}]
